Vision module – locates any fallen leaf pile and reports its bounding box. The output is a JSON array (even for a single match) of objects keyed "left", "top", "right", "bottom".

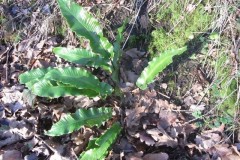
[
  {"left": 0, "top": 1, "right": 240, "bottom": 159},
  {"left": 118, "top": 48, "right": 240, "bottom": 159}
]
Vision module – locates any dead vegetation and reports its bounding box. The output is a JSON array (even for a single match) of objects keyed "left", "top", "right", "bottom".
[{"left": 0, "top": 0, "right": 239, "bottom": 159}]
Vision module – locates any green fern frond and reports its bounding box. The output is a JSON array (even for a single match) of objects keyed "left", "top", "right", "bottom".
[
  {"left": 113, "top": 20, "right": 127, "bottom": 67},
  {"left": 32, "top": 79, "right": 98, "bottom": 98},
  {"left": 53, "top": 47, "right": 112, "bottom": 72},
  {"left": 19, "top": 67, "right": 54, "bottom": 90},
  {"left": 44, "top": 67, "right": 113, "bottom": 97},
  {"left": 45, "top": 107, "right": 113, "bottom": 136},
  {"left": 19, "top": 67, "right": 53, "bottom": 84},
  {"left": 136, "top": 47, "right": 187, "bottom": 90},
  {"left": 111, "top": 21, "right": 127, "bottom": 84},
  {"left": 80, "top": 122, "right": 122, "bottom": 160},
  {"left": 57, "top": 0, "right": 114, "bottom": 59}
]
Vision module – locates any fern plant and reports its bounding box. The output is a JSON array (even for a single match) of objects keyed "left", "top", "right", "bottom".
[
  {"left": 45, "top": 107, "right": 121, "bottom": 159},
  {"left": 19, "top": 0, "right": 188, "bottom": 158},
  {"left": 19, "top": 0, "right": 125, "bottom": 98},
  {"left": 19, "top": 0, "right": 124, "bottom": 159}
]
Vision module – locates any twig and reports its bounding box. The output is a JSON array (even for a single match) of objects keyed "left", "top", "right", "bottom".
[
  {"left": 5, "top": 47, "right": 10, "bottom": 85},
  {"left": 121, "top": 5, "right": 132, "bottom": 12},
  {"left": 158, "top": 92, "right": 170, "bottom": 99},
  {"left": 122, "top": 0, "right": 146, "bottom": 49}
]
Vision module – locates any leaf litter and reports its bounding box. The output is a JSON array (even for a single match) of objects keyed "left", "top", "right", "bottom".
[{"left": 0, "top": 0, "right": 239, "bottom": 159}]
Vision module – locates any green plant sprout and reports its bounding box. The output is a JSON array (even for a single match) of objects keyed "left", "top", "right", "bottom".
[
  {"left": 18, "top": 0, "right": 226, "bottom": 159},
  {"left": 19, "top": 0, "right": 124, "bottom": 158}
]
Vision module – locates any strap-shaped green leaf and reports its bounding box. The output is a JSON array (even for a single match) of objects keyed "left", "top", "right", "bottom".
[
  {"left": 19, "top": 67, "right": 112, "bottom": 98},
  {"left": 32, "top": 80, "right": 98, "bottom": 98},
  {"left": 45, "top": 107, "right": 113, "bottom": 136},
  {"left": 112, "top": 21, "right": 127, "bottom": 84},
  {"left": 53, "top": 47, "right": 112, "bottom": 72},
  {"left": 57, "top": 0, "right": 114, "bottom": 59},
  {"left": 113, "top": 21, "right": 126, "bottom": 67},
  {"left": 136, "top": 47, "right": 187, "bottom": 90},
  {"left": 19, "top": 68, "right": 55, "bottom": 90},
  {"left": 80, "top": 122, "right": 122, "bottom": 160},
  {"left": 44, "top": 67, "right": 113, "bottom": 97},
  {"left": 19, "top": 68, "right": 53, "bottom": 84}
]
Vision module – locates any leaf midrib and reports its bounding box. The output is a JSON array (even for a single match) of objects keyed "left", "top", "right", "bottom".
[
  {"left": 60, "top": 0, "right": 107, "bottom": 54},
  {"left": 144, "top": 52, "right": 175, "bottom": 83},
  {"left": 54, "top": 112, "right": 111, "bottom": 132},
  {"left": 53, "top": 74, "right": 100, "bottom": 90}
]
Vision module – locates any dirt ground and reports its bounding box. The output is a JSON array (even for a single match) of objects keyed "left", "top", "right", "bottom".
[{"left": 0, "top": 0, "right": 239, "bottom": 160}]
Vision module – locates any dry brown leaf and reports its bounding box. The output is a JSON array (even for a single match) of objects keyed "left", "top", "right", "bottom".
[
  {"left": 155, "top": 99, "right": 176, "bottom": 110},
  {"left": 232, "top": 145, "right": 240, "bottom": 156},
  {"left": 125, "top": 152, "right": 143, "bottom": 160},
  {"left": 125, "top": 107, "right": 146, "bottom": 128},
  {"left": 189, "top": 104, "right": 205, "bottom": 112},
  {"left": 1, "top": 150, "right": 23, "bottom": 160},
  {"left": 158, "top": 110, "right": 177, "bottom": 129},
  {"left": 0, "top": 118, "right": 34, "bottom": 147},
  {"left": 153, "top": 126, "right": 178, "bottom": 147},
  {"left": 24, "top": 137, "right": 39, "bottom": 150},
  {"left": 192, "top": 83, "right": 203, "bottom": 93},
  {"left": 125, "top": 48, "right": 145, "bottom": 58},
  {"left": 195, "top": 131, "right": 222, "bottom": 150},
  {"left": 17, "top": 39, "right": 32, "bottom": 53},
  {"left": 116, "top": 137, "right": 135, "bottom": 153},
  {"left": 1, "top": 87, "right": 25, "bottom": 113},
  {"left": 209, "top": 124, "right": 225, "bottom": 133},
  {"left": 184, "top": 96, "right": 196, "bottom": 106},
  {"left": 208, "top": 144, "right": 240, "bottom": 160},
  {"left": 0, "top": 44, "right": 7, "bottom": 56},
  {"left": 143, "top": 153, "right": 169, "bottom": 160},
  {"left": 36, "top": 39, "right": 46, "bottom": 49},
  {"left": 64, "top": 96, "right": 95, "bottom": 109},
  {"left": 32, "top": 144, "right": 50, "bottom": 157},
  {"left": 132, "top": 58, "right": 148, "bottom": 74},
  {"left": 72, "top": 128, "right": 92, "bottom": 153},
  {"left": 139, "top": 131, "right": 155, "bottom": 146},
  {"left": 24, "top": 153, "right": 38, "bottom": 160},
  {"left": 126, "top": 71, "right": 138, "bottom": 83},
  {"left": 186, "top": 143, "right": 202, "bottom": 155},
  {"left": 184, "top": 123, "right": 197, "bottom": 136}
]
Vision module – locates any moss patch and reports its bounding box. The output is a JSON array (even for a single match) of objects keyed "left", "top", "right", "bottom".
[{"left": 149, "top": 1, "right": 214, "bottom": 54}]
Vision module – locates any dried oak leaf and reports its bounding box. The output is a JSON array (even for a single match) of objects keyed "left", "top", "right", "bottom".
[
  {"left": 158, "top": 110, "right": 177, "bottom": 129},
  {"left": 143, "top": 152, "right": 169, "bottom": 160},
  {"left": 148, "top": 127, "right": 178, "bottom": 147},
  {"left": 183, "top": 96, "right": 196, "bottom": 107},
  {"left": 0, "top": 150, "right": 22, "bottom": 160},
  {"left": 126, "top": 71, "right": 138, "bottom": 83},
  {"left": 125, "top": 106, "right": 146, "bottom": 129},
  {"left": 125, "top": 48, "right": 142, "bottom": 59},
  {"left": 125, "top": 152, "right": 143, "bottom": 160},
  {"left": 1, "top": 87, "right": 25, "bottom": 113},
  {"left": 208, "top": 144, "right": 240, "bottom": 160},
  {"left": 195, "top": 132, "right": 222, "bottom": 150},
  {"left": 0, "top": 118, "right": 34, "bottom": 147},
  {"left": 192, "top": 83, "right": 203, "bottom": 93},
  {"left": 32, "top": 144, "right": 50, "bottom": 157},
  {"left": 138, "top": 131, "right": 155, "bottom": 146}
]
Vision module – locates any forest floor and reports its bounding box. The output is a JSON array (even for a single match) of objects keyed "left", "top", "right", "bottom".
[{"left": 0, "top": 0, "right": 239, "bottom": 160}]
